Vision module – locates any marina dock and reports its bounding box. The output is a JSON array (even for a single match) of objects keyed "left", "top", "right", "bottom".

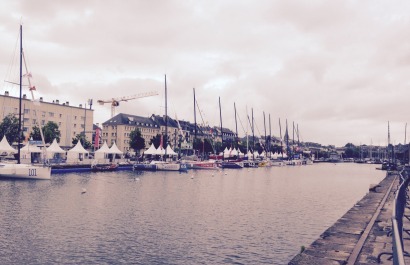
[{"left": 289, "top": 170, "right": 409, "bottom": 264}]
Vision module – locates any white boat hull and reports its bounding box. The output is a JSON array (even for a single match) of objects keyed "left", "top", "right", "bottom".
[
  {"left": 155, "top": 163, "right": 181, "bottom": 171},
  {"left": 0, "top": 163, "right": 51, "bottom": 180}
]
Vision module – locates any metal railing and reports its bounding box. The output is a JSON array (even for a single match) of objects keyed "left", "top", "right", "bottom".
[{"left": 378, "top": 168, "right": 410, "bottom": 264}]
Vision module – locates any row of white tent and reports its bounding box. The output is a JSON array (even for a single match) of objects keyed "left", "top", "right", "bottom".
[
  {"left": 143, "top": 143, "right": 177, "bottom": 156},
  {"left": 220, "top": 147, "right": 288, "bottom": 159},
  {"left": 0, "top": 136, "right": 123, "bottom": 159}
]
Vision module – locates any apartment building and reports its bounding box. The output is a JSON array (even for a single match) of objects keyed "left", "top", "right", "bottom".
[
  {"left": 101, "top": 113, "right": 161, "bottom": 153},
  {"left": 0, "top": 92, "right": 94, "bottom": 147}
]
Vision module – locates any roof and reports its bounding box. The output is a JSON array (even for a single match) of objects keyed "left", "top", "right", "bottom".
[
  {"left": 150, "top": 114, "right": 179, "bottom": 128},
  {"left": 103, "top": 113, "right": 158, "bottom": 128}
]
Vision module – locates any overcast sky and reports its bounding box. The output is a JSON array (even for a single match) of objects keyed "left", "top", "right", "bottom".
[{"left": 1, "top": 0, "right": 410, "bottom": 147}]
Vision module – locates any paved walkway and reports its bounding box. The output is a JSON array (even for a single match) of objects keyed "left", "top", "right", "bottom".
[{"left": 289, "top": 171, "right": 405, "bottom": 265}]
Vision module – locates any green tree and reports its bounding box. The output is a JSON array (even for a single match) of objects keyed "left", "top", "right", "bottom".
[
  {"left": 43, "top": 121, "right": 61, "bottom": 143},
  {"left": 72, "top": 134, "right": 92, "bottom": 149},
  {"left": 30, "top": 126, "right": 42, "bottom": 141},
  {"left": 30, "top": 122, "right": 61, "bottom": 144},
  {"left": 0, "top": 114, "right": 20, "bottom": 144},
  {"left": 150, "top": 134, "right": 169, "bottom": 149},
  {"left": 129, "top": 129, "right": 145, "bottom": 154}
]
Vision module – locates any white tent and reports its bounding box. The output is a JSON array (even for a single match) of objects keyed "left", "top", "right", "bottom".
[
  {"left": 272, "top": 152, "right": 279, "bottom": 159},
  {"left": 154, "top": 146, "right": 165, "bottom": 155},
  {"left": 95, "top": 141, "right": 110, "bottom": 159},
  {"left": 143, "top": 143, "right": 157, "bottom": 155},
  {"left": 46, "top": 139, "right": 66, "bottom": 158},
  {"left": 67, "top": 141, "right": 88, "bottom": 163},
  {"left": 20, "top": 144, "right": 42, "bottom": 153},
  {"left": 0, "top": 136, "right": 16, "bottom": 153},
  {"left": 246, "top": 150, "right": 253, "bottom": 160},
  {"left": 109, "top": 142, "right": 123, "bottom": 154},
  {"left": 165, "top": 145, "right": 177, "bottom": 156},
  {"left": 68, "top": 141, "right": 89, "bottom": 153}
]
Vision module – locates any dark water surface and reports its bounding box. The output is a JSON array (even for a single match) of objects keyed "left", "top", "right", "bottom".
[{"left": 0, "top": 163, "right": 385, "bottom": 264}]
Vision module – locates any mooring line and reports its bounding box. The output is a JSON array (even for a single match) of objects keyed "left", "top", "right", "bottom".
[{"left": 346, "top": 174, "right": 397, "bottom": 265}]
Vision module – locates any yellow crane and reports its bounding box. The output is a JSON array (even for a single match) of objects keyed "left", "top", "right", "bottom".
[{"left": 97, "top": 90, "right": 159, "bottom": 118}]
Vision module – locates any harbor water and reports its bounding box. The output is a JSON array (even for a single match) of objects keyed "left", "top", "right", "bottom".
[{"left": 0, "top": 163, "right": 385, "bottom": 264}]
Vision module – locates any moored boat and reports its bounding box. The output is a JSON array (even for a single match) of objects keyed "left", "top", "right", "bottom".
[
  {"left": 221, "top": 161, "right": 244, "bottom": 169},
  {"left": 188, "top": 160, "right": 218, "bottom": 170},
  {"left": 91, "top": 163, "right": 118, "bottom": 172}
]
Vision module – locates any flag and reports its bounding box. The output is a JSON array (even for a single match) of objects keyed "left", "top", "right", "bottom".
[
  {"left": 94, "top": 128, "right": 100, "bottom": 149},
  {"left": 160, "top": 134, "right": 163, "bottom": 148},
  {"left": 29, "top": 85, "right": 36, "bottom": 91},
  {"left": 23, "top": 72, "right": 32, "bottom": 78}
]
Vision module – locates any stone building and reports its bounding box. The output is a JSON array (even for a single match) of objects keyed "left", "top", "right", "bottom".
[{"left": 0, "top": 92, "right": 93, "bottom": 147}]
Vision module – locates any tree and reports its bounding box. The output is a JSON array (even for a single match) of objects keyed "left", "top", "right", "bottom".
[
  {"left": 129, "top": 129, "right": 145, "bottom": 154},
  {"left": 72, "top": 134, "right": 92, "bottom": 149},
  {"left": 0, "top": 114, "right": 20, "bottom": 144},
  {"left": 150, "top": 134, "right": 169, "bottom": 149},
  {"left": 30, "top": 122, "right": 61, "bottom": 144},
  {"left": 43, "top": 121, "right": 61, "bottom": 143}
]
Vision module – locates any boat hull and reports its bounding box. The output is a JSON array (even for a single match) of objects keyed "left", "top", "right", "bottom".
[
  {"left": 188, "top": 161, "right": 218, "bottom": 170},
  {"left": 0, "top": 163, "right": 51, "bottom": 180},
  {"left": 221, "top": 161, "right": 244, "bottom": 169},
  {"left": 133, "top": 164, "right": 158, "bottom": 171}
]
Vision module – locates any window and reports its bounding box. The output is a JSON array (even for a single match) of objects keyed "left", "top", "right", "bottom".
[
  {"left": 59, "top": 114, "right": 62, "bottom": 118},
  {"left": 74, "top": 124, "right": 77, "bottom": 128},
  {"left": 41, "top": 120, "right": 45, "bottom": 125},
  {"left": 24, "top": 109, "right": 30, "bottom": 114},
  {"left": 49, "top": 112, "right": 54, "bottom": 117},
  {"left": 42, "top": 111, "right": 46, "bottom": 117}
]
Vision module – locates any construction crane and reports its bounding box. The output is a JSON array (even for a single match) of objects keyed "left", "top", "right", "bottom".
[{"left": 97, "top": 91, "right": 159, "bottom": 118}]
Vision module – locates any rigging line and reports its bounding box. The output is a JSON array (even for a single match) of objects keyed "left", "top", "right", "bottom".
[
  {"left": 195, "top": 99, "right": 207, "bottom": 127},
  {"left": 4, "top": 30, "right": 20, "bottom": 90},
  {"left": 237, "top": 112, "right": 247, "bottom": 135}
]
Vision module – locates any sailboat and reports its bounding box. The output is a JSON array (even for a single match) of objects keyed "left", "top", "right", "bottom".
[
  {"left": 154, "top": 75, "right": 186, "bottom": 172},
  {"left": 0, "top": 24, "right": 51, "bottom": 180}
]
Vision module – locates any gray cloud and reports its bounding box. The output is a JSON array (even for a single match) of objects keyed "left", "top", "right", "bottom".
[{"left": 1, "top": 0, "right": 410, "bottom": 146}]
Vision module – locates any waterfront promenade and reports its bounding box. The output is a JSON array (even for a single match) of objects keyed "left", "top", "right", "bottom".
[{"left": 289, "top": 171, "right": 409, "bottom": 264}]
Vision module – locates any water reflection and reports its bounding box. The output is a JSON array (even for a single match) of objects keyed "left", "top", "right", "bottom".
[{"left": 0, "top": 163, "right": 385, "bottom": 264}]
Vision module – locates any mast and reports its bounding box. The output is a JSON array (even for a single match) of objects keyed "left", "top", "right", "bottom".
[
  {"left": 164, "top": 75, "right": 168, "bottom": 160},
  {"left": 219, "top": 97, "right": 223, "bottom": 161},
  {"left": 263, "top": 111, "right": 267, "bottom": 157},
  {"left": 193, "top": 88, "right": 197, "bottom": 143},
  {"left": 269, "top": 113, "right": 271, "bottom": 159},
  {"left": 234, "top": 102, "right": 238, "bottom": 148},
  {"left": 286, "top": 119, "right": 290, "bottom": 159},
  {"left": 279, "top": 118, "right": 283, "bottom": 159},
  {"left": 17, "top": 24, "right": 23, "bottom": 164},
  {"left": 252, "top": 108, "right": 255, "bottom": 160}
]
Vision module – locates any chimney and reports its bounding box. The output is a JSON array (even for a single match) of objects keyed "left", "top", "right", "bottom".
[
  {"left": 5, "top": 91, "right": 9, "bottom": 96},
  {"left": 40, "top": 97, "right": 43, "bottom": 102},
  {"left": 56, "top": 99, "right": 59, "bottom": 104},
  {"left": 66, "top": 101, "right": 69, "bottom": 106},
  {"left": 79, "top": 104, "right": 82, "bottom": 108},
  {"left": 23, "top": 94, "right": 27, "bottom": 99}
]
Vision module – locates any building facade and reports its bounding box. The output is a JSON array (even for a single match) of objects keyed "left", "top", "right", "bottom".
[{"left": 0, "top": 92, "right": 94, "bottom": 147}]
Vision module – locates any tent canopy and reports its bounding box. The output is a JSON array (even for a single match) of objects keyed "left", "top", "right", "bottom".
[
  {"left": 109, "top": 142, "right": 123, "bottom": 154},
  {"left": 143, "top": 143, "right": 157, "bottom": 155},
  {"left": 20, "top": 144, "right": 42, "bottom": 153},
  {"left": 68, "top": 141, "right": 89, "bottom": 154},
  {"left": 95, "top": 141, "right": 111, "bottom": 154},
  {"left": 165, "top": 145, "right": 177, "bottom": 156},
  {"left": 0, "top": 136, "right": 16, "bottom": 153},
  {"left": 47, "top": 139, "right": 65, "bottom": 153}
]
